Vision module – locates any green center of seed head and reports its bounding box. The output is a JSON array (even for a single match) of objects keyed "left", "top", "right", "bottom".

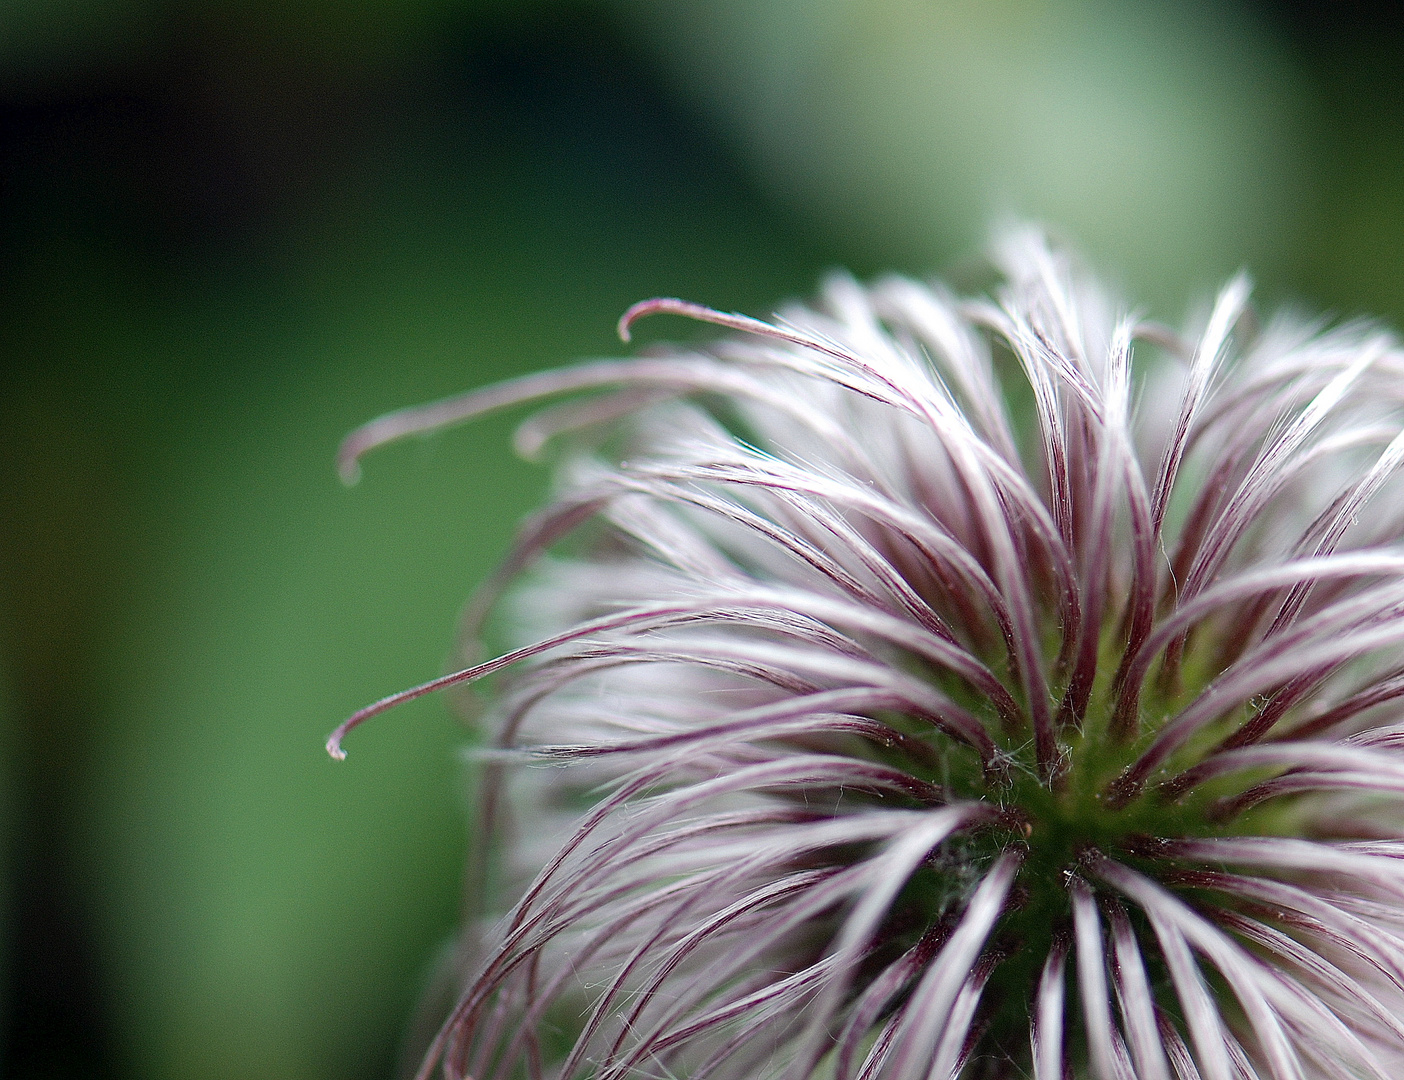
[
  {"left": 988, "top": 618, "right": 1252, "bottom": 859},
  {"left": 994, "top": 665, "right": 1251, "bottom": 868},
  {"left": 940, "top": 694, "right": 1219, "bottom": 936},
  {"left": 922, "top": 730, "right": 1196, "bottom": 1054},
  {"left": 884, "top": 624, "right": 1282, "bottom": 1053},
  {"left": 996, "top": 727, "right": 1165, "bottom": 869}
]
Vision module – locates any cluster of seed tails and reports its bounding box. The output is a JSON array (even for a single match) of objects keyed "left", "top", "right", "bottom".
[{"left": 331, "top": 229, "right": 1404, "bottom": 1080}]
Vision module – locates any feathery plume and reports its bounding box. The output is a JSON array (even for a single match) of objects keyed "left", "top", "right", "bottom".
[{"left": 331, "top": 227, "right": 1404, "bottom": 1080}]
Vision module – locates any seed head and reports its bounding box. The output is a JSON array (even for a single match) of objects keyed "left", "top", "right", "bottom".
[{"left": 332, "top": 228, "right": 1404, "bottom": 1080}]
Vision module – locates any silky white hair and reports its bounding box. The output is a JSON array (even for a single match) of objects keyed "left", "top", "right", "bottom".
[{"left": 333, "top": 227, "right": 1404, "bottom": 1080}]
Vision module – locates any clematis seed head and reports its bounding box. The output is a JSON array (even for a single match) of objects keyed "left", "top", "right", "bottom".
[{"left": 332, "top": 227, "right": 1404, "bottom": 1080}]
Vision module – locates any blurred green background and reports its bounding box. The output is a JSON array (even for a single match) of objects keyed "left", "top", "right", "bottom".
[{"left": 0, "top": 1, "right": 1401, "bottom": 1078}]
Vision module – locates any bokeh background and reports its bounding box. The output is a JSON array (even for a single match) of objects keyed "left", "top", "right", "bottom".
[{"left": 2, "top": 1, "right": 1403, "bottom": 1078}]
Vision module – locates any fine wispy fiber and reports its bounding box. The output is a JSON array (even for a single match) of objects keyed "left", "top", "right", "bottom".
[{"left": 330, "top": 228, "right": 1404, "bottom": 1080}]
